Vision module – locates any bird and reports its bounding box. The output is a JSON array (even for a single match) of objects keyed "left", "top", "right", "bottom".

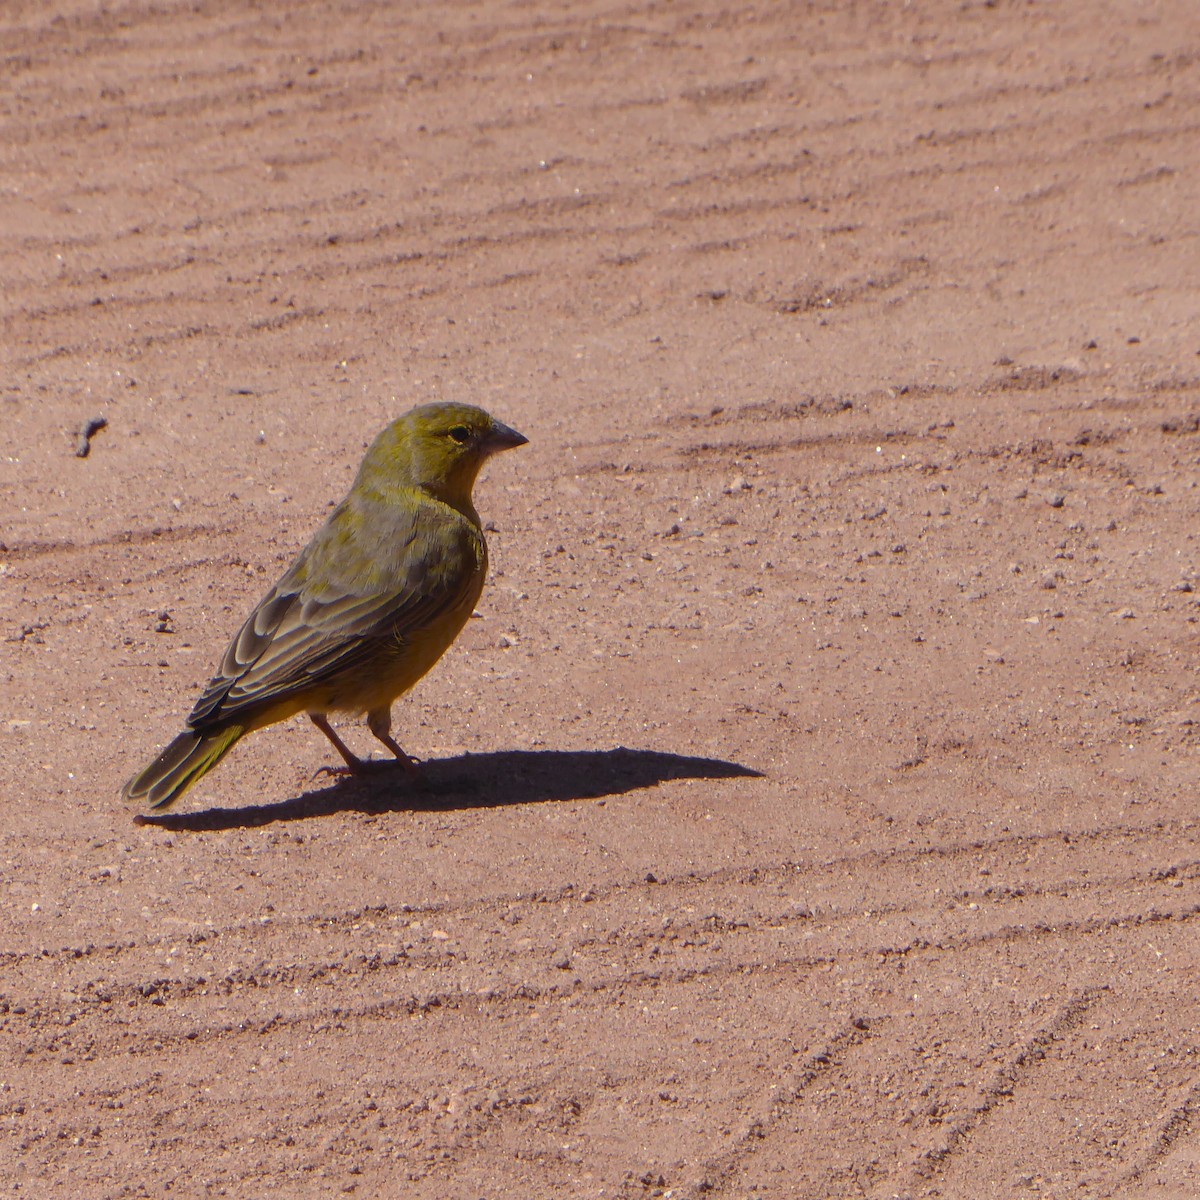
[{"left": 122, "top": 401, "right": 527, "bottom": 810}]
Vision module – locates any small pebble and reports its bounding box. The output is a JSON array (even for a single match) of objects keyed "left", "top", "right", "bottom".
[{"left": 74, "top": 415, "right": 108, "bottom": 457}]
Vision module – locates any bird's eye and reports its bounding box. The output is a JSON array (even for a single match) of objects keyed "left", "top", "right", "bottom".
[{"left": 447, "top": 425, "right": 471, "bottom": 444}]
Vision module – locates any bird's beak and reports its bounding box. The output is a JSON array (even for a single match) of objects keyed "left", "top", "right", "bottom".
[{"left": 484, "top": 419, "right": 528, "bottom": 453}]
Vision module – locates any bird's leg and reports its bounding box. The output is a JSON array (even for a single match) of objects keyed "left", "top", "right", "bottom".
[
  {"left": 310, "top": 713, "right": 365, "bottom": 770},
  {"left": 309, "top": 713, "right": 397, "bottom": 780},
  {"left": 309, "top": 712, "right": 421, "bottom": 782},
  {"left": 367, "top": 707, "right": 422, "bottom": 779}
]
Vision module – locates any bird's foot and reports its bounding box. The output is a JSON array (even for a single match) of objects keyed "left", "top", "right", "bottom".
[{"left": 312, "top": 756, "right": 423, "bottom": 783}]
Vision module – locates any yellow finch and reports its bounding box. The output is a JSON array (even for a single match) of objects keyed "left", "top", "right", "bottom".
[{"left": 122, "top": 402, "right": 527, "bottom": 810}]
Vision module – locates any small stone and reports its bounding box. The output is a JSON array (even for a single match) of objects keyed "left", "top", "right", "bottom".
[{"left": 1047, "top": 493, "right": 1065, "bottom": 508}]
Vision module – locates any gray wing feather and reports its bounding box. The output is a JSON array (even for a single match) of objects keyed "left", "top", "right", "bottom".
[{"left": 186, "top": 512, "right": 480, "bottom": 731}]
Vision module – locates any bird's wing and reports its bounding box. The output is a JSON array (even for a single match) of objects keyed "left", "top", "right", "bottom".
[{"left": 186, "top": 523, "right": 481, "bottom": 730}]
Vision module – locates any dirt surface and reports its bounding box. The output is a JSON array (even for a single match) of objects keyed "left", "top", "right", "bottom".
[{"left": 3, "top": 1, "right": 1199, "bottom": 1196}]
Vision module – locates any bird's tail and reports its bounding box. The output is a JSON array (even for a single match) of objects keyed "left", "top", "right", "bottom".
[{"left": 122, "top": 725, "right": 244, "bottom": 810}]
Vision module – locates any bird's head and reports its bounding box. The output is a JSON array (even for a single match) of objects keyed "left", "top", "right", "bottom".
[{"left": 357, "top": 402, "right": 528, "bottom": 521}]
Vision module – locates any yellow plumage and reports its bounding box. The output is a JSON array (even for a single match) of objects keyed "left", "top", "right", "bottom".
[{"left": 122, "top": 402, "right": 526, "bottom": 810}]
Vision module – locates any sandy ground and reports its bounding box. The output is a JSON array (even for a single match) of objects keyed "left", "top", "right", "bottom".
[{"left": 2, "top": 1, "right": 1199, "bottom": 1196}]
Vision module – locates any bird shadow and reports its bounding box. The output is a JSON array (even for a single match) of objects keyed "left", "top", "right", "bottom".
[{"left": 133, "top": 746, "right": 763, "bottom": 832}]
